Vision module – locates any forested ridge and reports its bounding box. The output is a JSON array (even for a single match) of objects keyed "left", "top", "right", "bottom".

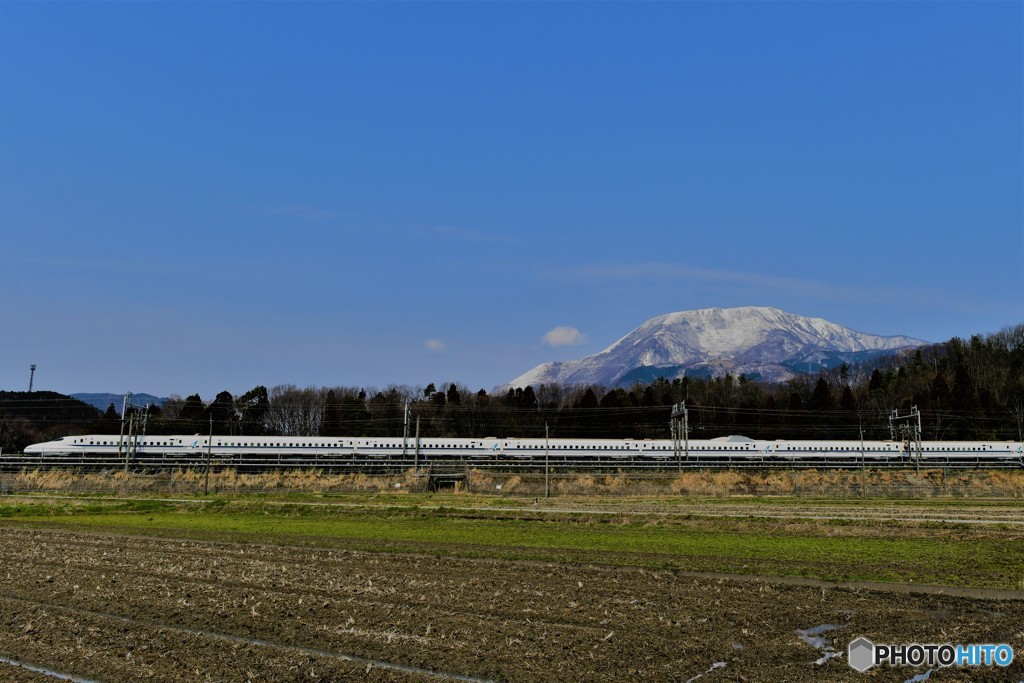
[{"left": 3, "top": 325, "right": 1021, "bottom": 453}]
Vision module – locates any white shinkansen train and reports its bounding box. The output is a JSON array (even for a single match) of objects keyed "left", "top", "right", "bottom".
[{"left": 21, "top": 434, "right": 1024, "bottom": 468}]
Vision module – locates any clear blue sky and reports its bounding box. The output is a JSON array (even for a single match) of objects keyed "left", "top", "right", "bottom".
[{"left": 2, "top": 1, "right": 1021, "bottom": 399}]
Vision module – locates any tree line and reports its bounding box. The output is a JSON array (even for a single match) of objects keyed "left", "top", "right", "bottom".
[{"left": 2, "top": 324, "right": 1021, "bottom": 453}]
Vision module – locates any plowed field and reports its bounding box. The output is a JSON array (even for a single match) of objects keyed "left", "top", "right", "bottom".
[{"left": 1, "top": 527, "right": 1021, "bottom": 682}]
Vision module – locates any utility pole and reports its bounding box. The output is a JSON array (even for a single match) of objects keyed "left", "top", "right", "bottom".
[
  {"left": 544, "top": 422, "right": 550, "bottom": 499},
  {"left": 118, "top": 393, "right": 130, "bottom": 464},
  {"left": 204, "top": 415, "right": 213, "bottom": 495},
  {"left": 670, "top": 418, "right": 677, "bottom": 464},
  {"left": 414, "top": 416, "right": 421, "bottom": 472},
  {"left": 859, "top": 421, "right": 866, "bottom": 499},
  {"left": 129, "top": 404, "right": 150, "bottom": 462},
  {"left": 130, "top": 412, "right": 140, "bottom": 460},
  {"left": 118, "top": 393, "right": 151, "bottom": 472},
  {"left": 672, "top": 403, "right": 680, "bottom": 469},
  {"left": 890, "top": 406, "right": 923, "bottom": 474},
  {"left": 684, "top": 405, "right": 689, "bottom": 467},
  {"left": 123, "top": 412, "right": 133, "bottom": 474},
  {"left": 28, "top": 365, "right": 36, "bottom": 392},
  {"left": 139, "top": 405, "right": 150, "bottom": 449},
  {"left": 402, "top": 401, "right": 410, "bottom": 459},
  {"left": 671, "top": 402, "right": 689, "bottom": 470}
]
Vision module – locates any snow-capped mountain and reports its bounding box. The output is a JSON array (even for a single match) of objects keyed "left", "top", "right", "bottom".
[{"left": 508, "top": 307, "right": 927, "bottom": 388}]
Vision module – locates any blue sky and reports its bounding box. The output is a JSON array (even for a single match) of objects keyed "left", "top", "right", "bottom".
[{"left": 1, "top": 1, "right": 1021, "bottom": 399}]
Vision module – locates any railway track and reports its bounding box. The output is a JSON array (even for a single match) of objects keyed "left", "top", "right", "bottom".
[{"left": 2, "top": 453, "right": 1021, "bottom": 473}]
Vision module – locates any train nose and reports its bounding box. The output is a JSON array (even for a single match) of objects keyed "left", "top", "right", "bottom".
[{"left": 23, "top": 442, "right": 45, "bottom": 455}]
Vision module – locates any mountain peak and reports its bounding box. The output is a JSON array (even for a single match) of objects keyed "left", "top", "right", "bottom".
[{"left": 510, "top": 307, "right": 927, "bottom": 388}]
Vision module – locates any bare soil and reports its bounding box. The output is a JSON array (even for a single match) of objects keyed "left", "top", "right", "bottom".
[{"left": 0, "top": 527, "right": 1021, "bottom": 682}]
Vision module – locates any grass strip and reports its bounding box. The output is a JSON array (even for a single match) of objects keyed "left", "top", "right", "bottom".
[{"left": 2, "top": 500, "right": 1022, "bottom": 591}]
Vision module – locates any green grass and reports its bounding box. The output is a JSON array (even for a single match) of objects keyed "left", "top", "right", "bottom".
[
  {"left": 2, "top": 497, "right": 1021, "bottom": 590},
  {"left": 0, "top": 498, "right": 175, "bottom": 517}
]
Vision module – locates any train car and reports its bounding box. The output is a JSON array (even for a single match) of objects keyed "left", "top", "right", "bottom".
[{"left": 20, "top": 434, "right": 1024, "bottom": 469}]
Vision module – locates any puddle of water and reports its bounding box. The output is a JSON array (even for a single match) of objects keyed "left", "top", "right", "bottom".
[
  {"left": 814, "top": 651, "right": 842, "bottom": 665},
  {"left": 795, "top": 623, "right": 848, "bottom": 666},
  {"left": 684, "top": 660, "right": 726, "bottom": 683},
  {"left": 0, "top": 656, "right": 105, "bottom": 683},
  {"left": 795, "top": 623, "right": 847, "bottom": 649},
  {"left": 903, "top": 670, "right": 932, "bottom": 683}
]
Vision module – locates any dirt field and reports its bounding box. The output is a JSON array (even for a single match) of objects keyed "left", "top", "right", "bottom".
[{"left": 1, "top": 526, "right": 1021, "bottom": 682}]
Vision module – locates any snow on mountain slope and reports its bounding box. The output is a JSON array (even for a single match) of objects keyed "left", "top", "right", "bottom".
[{"left": 507, "top": 307, "right": 927, "bottom": 388}]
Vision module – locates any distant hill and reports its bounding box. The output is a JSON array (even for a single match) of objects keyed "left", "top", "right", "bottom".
[
  {"left": 508, "top": 306, "right": 927, "bottom": 388},
  {"left": 71, "top": 393, "right": 169, "bottom": 413},
  {"left": 0, "top": 391, "right": 101, "bottom": 424}
]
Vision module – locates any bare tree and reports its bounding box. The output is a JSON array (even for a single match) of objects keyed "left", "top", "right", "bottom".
[{"left": 266, "top": 385, "right": 326, "bottom": 436}]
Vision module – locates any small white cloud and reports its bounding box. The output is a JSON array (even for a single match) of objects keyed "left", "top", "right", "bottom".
[
  {"left": 542, "top": 326, "right": 587, "bottom": 348},
  {"left": 425, "top": 339, "right": 445, "bottom": 352}
]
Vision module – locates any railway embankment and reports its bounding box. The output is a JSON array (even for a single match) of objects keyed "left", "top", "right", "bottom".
[{"left": 2, "top": 466, "right": 1023, "bottom": 498}]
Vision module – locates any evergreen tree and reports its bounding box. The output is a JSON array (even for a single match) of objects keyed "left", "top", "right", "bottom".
[
  {"left": 178, "top": 394, "right": 206, "bottom": 433},
  {"left": 236, "top": 386, "right": 269, "bottom": 436},
  {"left": 577, "top": 388, "right": 599, "bottom": 410},
  {"left": 521, "top": 386, "right": 538, "bottom": 410},
  {"left": 340, "top": 392, "right": 371, "bottom": 436},
  {"left": 320, "top": 390, "right": 342, "bottom": 436},
  {"left": 93, "top": 404, "right": 121, "bottom": 434},
  {"left": 809, "top": 377, "right": 834, "bottom": 411},
  {"left": 205, "top": 391, "right": 236, "bottom": 434},
  {"left": 430, "top": 390, "right": 446, "bottom": 408},
  {"left": 868, "top": 369, "right": 884, "bottom": 392},
  {"left": 839, "top": 385, "right": 856, "bottom": 412}
]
